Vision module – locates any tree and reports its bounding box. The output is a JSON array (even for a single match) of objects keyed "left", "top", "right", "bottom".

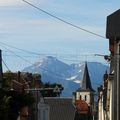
[
  {"left": 0, "top": 89, "right": 35, "bottom": 120},
  {"left": 3, "top": 71, "right": 43, "bottom": 89},
  {"left": 41, "top": 82, "right": 64, "bottom": 97},
  {"left": 3, "top": 71, "right": 17, "bottom": 88}
]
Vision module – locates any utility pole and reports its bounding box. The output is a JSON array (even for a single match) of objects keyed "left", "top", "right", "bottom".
[{"left": 0, "top": 49, "right": 3, "bottom": 89}]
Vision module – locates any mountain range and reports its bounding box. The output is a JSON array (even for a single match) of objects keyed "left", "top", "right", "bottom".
[{"left": 23, "top": 56, "right": 108, "bottom": 96}]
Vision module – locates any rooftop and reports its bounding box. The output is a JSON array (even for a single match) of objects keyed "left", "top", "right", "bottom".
[
  {"left": 106, "top": 9, "right": 120, "bottom": 39},
  {"left": 44, "top": 97, "right": 75, "bottom": 120}
]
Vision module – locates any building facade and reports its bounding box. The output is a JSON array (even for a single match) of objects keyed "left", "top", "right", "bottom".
[
  {"left": 98, "top": 9, "right": 120, "bottom": 120},
  {"left": 106, "top": 9, "right": 120, "bottom": 120},
  {"left": 75, "top": 62, "right": 95, "bottom": 106},
  {"left": 38, "top": 97, "right": 75, "bottom": 120}
]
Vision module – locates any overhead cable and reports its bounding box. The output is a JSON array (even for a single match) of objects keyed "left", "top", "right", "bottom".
[
  {"left": 0, "top": 45, "right": 68, "bottom": 80},
  {"left": 2, "top": 59, "right": 11, "bottom": 72},
  {"left": 0, "top": 41, "right": 41, "bottom": 56},
  {"left": 22, "top": 0, "right": 106, "bottom": 39},
  {"left": 0, "top": 44, "right": 33, "bottom": 65},
  {"left": 0, "top": 42, "right": 106, "bottom": 58},
  {"left": 1, "top": 46, "right": 103, "bottom": 86}
]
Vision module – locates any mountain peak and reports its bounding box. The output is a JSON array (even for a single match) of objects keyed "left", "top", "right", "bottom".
[
  {"left": 46, "top": 56, "right": 56, "bottom": 59},
  {"left": 23, "top": 57, "right": 108, "bottom": 96}
]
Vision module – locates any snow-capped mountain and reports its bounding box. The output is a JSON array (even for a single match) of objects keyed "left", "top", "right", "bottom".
[{"left": 23, "top": 56, "right": 108, "bottom": 96}]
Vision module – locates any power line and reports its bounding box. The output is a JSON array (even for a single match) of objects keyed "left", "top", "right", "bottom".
[
  {"left": 0, "top": 42, "right": 91, "bottom": 58},
  {"left": 2, "top": 59, "right": 11, "bottom": 71},
  {"left": 0, "top": 45, "right": 69, "bottom": 80},
  {"left": 0, "top": 42, "right": 107, "bottom": 59},
  {"left": 1, "top": 47, "right": 103, "bottom": 86},
  {"left": 0, "top": 43, "right": 108, "bottom": 65},
  {"left": 2, "top": 51, "right": 95, "bottom": 59},
  {"left": 0, "top": 42, "right": 106, "bottom": 59},
  {"left": 0, "top": 44, "right": 33, "bottom": 65},
  {"left": 3, "top": 54, "right": 39, "bottom": 58},
  {"left": 0, "top": 45, "right": 108, "bottom": 87},
  {"left": 1, "top": 47, "right": 100, "bottom": 86},
  {"left": 22, "top": 0, "right": 106, "bottom": 39},
  {"left": 0, "top": 41, "right": 42, "bottom": 56},
  {"left": 2, "top": 52, "right": 106, "bottom": 63}
]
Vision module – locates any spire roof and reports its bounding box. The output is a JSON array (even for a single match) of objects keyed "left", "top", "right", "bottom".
[{"left": 77, "top": 62, "right": 95, "bottom": 92}]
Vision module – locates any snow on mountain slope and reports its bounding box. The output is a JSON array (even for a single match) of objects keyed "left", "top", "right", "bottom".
[{"left": 23, "top": 56, "right": 108, "bottom": 96}]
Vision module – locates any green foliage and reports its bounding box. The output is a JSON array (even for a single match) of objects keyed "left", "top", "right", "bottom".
[
  {"left": 41, "top": 82, "right": 64, "bottom": 97},
  {"left": 3, "top": 71, "right": 42, "bottom": 88},
  {"left": 32, "top": 73, "right": 43, "bottom": 87},
  {"left": 0, "top": 89, "right": 11, "bottom": 120},
  {"left": 20, "top": 93, "right": 35, "bottom": 107},
  {"left": 44, "top": 82, "right": 64, "bottom": 90},
  {"left": 0, "top": 89, "right": 35, "bottom": 120},
  {"left": 3, "top": 71, "right": 16, "bottom": 88},
  {"left": 1, "top": 71, "right": 64, "bottom": 119},
  {"left": 2, "top": 96, "right": 12, "bottom": 110}
]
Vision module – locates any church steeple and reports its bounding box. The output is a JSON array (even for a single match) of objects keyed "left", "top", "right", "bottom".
[
  {"left": 74, "top": 62, "right": 95, "bottom": 109},
  {"left": 81, "top": 62, "right": 94, "bottom": 92}
]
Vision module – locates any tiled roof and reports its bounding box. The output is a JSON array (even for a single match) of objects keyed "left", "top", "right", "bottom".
[
  {"left": 75, "top": 100, "right": 89, "bottom": 114},
  {"left": 44, "top": 97, "right": 75, "bottom": 120},
  {"left": 76, "top": 88, "right": 93, "bottom": 92}
]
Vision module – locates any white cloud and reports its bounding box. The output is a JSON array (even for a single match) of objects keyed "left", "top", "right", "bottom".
[
  {"left": 0, "top": 0, "right": 22, "bottom": 6},
  {"left": 0, "top": 18, "right": 105, "bottom": 42}
]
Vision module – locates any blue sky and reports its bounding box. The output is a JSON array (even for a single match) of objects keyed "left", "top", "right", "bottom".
[{"left": 0, "top": 0, "right": 120, "bottom": 71}]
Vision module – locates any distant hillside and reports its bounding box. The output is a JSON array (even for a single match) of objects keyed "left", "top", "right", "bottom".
[{"left": 23, "top": 56, "right": 108, "bottom": 96}]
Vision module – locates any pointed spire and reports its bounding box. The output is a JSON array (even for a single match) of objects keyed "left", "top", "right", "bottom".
[{"left": 81, "top": 62, "right": 94, "bottom": 91}]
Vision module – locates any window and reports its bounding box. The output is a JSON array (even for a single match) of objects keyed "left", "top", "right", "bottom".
[
  {"left": 85, "top": 95, "right": 87, "bottom": 101},
  {"left": 80, "top": 95, "right": 82, "bottom": 100}
]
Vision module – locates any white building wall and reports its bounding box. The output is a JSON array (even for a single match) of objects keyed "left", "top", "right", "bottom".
[
  {"left": 38, "top": 102, "right": 50, "bottom": 120},
  {"left": 105, "top": 78, "right": 112, "bottom": 120},
  {"left": 76, "top": 91, "right": 91, "bottom": 106},
  {"left": 109, "top": 80, "right": 112, "bottom": 120},
  {"left": 98, "top": 91, "right": 104, "bottom": 120},
  {"left": 116, "top": 41, "right": 120, "bottom": 120}
]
